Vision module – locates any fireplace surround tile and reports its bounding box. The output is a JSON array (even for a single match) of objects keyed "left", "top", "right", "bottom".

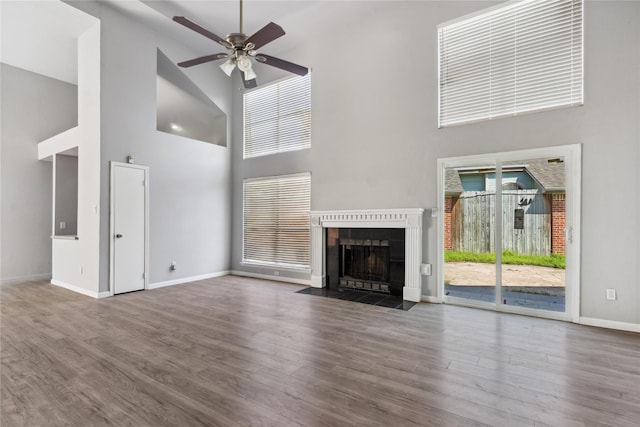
[{"left": 296, "top": 287, "right": 416, "bottom": 311}]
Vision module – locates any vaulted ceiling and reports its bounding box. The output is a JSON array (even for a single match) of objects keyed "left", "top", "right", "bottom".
[
  {"left": 0, "top": 0, "right": 98, "bottom": 83},
  {"left": 1, "top": 0, "right": 391, "bottom": 83},
  {"left": 102, "top": 0, "right": 386, "bottom": 57}
]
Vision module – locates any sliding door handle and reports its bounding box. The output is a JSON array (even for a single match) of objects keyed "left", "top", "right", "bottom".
[{"left": 564, "top": 227, "right": 573, "bottom": 244}]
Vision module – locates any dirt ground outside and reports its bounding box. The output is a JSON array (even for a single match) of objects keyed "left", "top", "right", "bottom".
[{"left": 444, "top": 262, "right": 565, "bottom": 287}]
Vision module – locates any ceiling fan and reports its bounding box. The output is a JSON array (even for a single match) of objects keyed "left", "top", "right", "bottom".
[{"left": 172, "top": 0, "right": 309, "bottom": 89}]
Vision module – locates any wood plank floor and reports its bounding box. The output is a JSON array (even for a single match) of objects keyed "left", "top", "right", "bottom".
[{"left": 1, "top": 276, "right": 639, "bottom": 426}]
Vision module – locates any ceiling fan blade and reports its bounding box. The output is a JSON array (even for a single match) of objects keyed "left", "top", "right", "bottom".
[
  {"left": 178, "top": 53, "right": 228, "bottom": 68},
  {"left": 242, "top": 74, "right": 258, "bottom": 89},
  {"left": 173, "top": 16, "right": 229, "bottom": 47},
  {"left": 255, "top": 54, "right": 309, "bottom": 76},
  {"left": 245, "top": 22, "right": 285, "bottom": 50}
]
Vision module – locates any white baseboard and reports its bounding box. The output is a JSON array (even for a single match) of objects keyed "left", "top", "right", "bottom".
[
  {"left": 230, "top": 270, "right": 311, "bottom": 286},
  {"left": 51, "top": 279, "right": 103, "bottom": 299},
  {"left": 148, "top": 271, "right": 231, "bottom": 290},
  {"left": 421, "top": 295, "right": 442, "bottom": 303},
  {"left": 1, "top": 273, "right": 52, "bottom": 285},
  {"left": 579, "top": 317, "right": 640, "bottom": 333}
]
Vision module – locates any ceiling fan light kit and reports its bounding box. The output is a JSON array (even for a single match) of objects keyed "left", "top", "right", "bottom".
[
  {"left": 173, "top": 0, "right": 309, "bottom": 88},
  {"left": 219, "top": 58, "right": 236, "bottom": 77}
]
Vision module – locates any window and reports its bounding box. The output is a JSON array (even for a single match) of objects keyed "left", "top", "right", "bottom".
[
  {"left": 243, "top": 73, "right": 311, "bottom": 159},
  {"left": 502, "top": 182, "right": 525, "bottom": 190},
  {"left": 438, "top": 0, "right": 583, "bottom": 127},
  {"left": 243, "top": 173, "right": 311, "bottom": 269}
]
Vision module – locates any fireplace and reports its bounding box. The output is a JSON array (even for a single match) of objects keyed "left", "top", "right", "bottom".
[
  {"left": 326, "top": 228, "right": 405, "bottom": 296},
  {"left": 310, "top": 209, "right": 424, "bottom": 302}
]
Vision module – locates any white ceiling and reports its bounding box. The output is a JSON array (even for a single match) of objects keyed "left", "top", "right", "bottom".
[
  {"left": 0, "top": 0, "right": 98, "bottom": 84},
  {"left": 0, "top": 0, "right": 393, "bottom": 83},
  {"left": 102, "top": 0, "right": 387, "bottom": 57}
]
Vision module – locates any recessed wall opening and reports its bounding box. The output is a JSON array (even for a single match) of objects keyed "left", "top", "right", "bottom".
[
  {"left": 54, "top": 149, "right": 78, "bottom": 237},
  {"left": 156, "top": 49, "right": 227, "bottom": 146}
]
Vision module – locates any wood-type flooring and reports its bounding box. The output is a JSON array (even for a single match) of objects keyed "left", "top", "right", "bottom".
[{"left": 1, "top": 276, "right": 639, "bottom": 426}]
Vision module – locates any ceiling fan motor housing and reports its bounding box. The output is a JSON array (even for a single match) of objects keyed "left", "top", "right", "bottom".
[{"left": 226, "top": 33, "right": 248, "bottom": 49}]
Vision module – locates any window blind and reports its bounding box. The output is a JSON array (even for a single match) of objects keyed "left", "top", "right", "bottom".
[
  {"left": 438, "top": 0, "right": 583, "bottom": 127},
  {"left": 243, "top": 173, "right": 311, "bottom": 269},
  {"left": 244, "top": 73, "right": 311, "bottom": 159}
]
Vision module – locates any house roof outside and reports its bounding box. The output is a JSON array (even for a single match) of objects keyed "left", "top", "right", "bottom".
[{"left": 445, "top": 158, "right": 566, "bottom": 194}]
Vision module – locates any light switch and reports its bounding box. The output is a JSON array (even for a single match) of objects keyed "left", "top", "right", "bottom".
[{"left": 421, "top": 264, "right": 432, "bottom": 276}]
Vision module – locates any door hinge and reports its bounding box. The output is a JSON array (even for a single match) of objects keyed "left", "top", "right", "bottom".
[{"left": 142, "top": 272, "right": 145, "bottom": 279}]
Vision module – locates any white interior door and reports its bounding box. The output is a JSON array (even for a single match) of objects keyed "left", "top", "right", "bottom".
[{"left": 111, "top": 163, "right": 148, "bottom": 294}]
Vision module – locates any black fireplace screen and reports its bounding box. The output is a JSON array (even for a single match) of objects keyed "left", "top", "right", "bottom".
[
  {"left": 341, "top": 240, "right": 390, "bottom": 283},
  {"left": 326, "top": 228, "right": 405, "bottom": 296}
]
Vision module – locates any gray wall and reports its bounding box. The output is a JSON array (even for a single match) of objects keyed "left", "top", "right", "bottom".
[
  {"left": 70, "top": 3, "right": 233, "bottom": 291},
  {"left": 230, "top": 1, "right": 640, "bottom": 325},
  {"left": 54, "top": 154, "right": 78, "bottom": 236},
  {"left": 0, "top": 63, "right": 78, "bottom": 281}
]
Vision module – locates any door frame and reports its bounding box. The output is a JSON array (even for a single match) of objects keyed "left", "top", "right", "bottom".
[
  {"left": 437, "top": 144, "right": 581, "bottom": 322},
  {"left": 109, "top": 161, "right": 150, "bottom": 296}
]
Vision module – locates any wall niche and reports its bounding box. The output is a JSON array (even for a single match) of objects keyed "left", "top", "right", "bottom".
[
  {"left": 156, "top": 49, "right": 227, "bottom": 146},
  {"left": 54, "top": 151, "right": 78, "bottom": 237}
]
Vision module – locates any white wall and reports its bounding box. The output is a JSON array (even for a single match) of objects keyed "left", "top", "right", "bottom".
[
  {"left": 230, "top": 1, "right": 640, "bottom": 326},
  {"left": 40, "top": 20, "right": 102, "bottom": 297},
  {"left": 0, "top": 63, "right": 77, "bottom": 282},
  {"left": 70, "top": 3, "right": 233, "bottom": 291},
  {"left": 73, "top": 21, "right": 102, "bottom": 296}
]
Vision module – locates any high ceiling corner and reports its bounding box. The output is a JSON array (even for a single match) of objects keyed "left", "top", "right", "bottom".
[{"left": 0, "top": 0, "right": 98, "bottom": 84}]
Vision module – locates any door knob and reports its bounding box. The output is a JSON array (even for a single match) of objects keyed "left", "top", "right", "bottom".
[{"left": 116, "top": 234, "right": 123, "bottom": 238}]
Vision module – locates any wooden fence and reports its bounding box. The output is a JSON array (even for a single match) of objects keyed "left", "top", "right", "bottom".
[{"left": 451, "top": 190, "right": 551, "bottom": 256}]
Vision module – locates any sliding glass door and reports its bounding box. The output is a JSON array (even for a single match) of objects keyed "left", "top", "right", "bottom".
[
  {"left": 499, "top": 157, "right": 566, "bottom": 313},
  {"left": 443, "top": 163, "right": 497, "bottom": 304},
  {"left": 439, "top": 146, "right": 580, "bottom": 321}
]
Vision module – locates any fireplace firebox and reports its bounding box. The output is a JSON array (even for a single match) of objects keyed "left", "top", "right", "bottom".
[{"left": 326, "top": 228, "right": 405, "bottom": 296}]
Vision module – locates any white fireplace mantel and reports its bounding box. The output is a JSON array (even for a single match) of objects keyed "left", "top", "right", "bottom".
[{"left": 310, "top": 208, "right": 425, "bottom": 302}]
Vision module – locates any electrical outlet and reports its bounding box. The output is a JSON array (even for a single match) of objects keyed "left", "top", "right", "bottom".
[
  {"left": 170, "top": 261, "right": 177, "bottom": 272},
  {"left": 606, "top": 288, "right": 616, "bottom": 301},
  {"left": 60, "top": 221, "right": 66, "bottom": 229},
  {"left": 273, "top": 271, "right": 280, "bottom": 276}
]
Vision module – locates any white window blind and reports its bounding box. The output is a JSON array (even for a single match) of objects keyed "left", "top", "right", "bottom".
[
  {"left": 243, "top": 173, "right": 311, "bottom": 269},
  {"left": 438, "top": 0, "right": 583, "bottom": 127},
  {"left": 244, "top": 73, "right": 311, "bottom": 159}
]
